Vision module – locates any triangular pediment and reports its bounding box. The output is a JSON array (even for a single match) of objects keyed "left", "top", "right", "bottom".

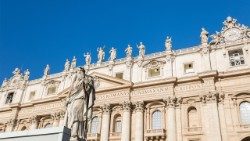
[{"left": 89, "top": 72, "right": 132, "bottom": 92}]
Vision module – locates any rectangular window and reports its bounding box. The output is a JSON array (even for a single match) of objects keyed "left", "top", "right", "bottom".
[
  {"left": 47, "top": 87, "right": 56, "bottom": 95},
  {"left": 184, "top": 63, "right": 194, "bottom": 74},
  {"left": 115, "top": 73, "right": 123, "bottom": 79},
  {"left": 229, "top": 49, "right": 245, "bottom": 66},
  {"left": 148, "top": 67, "right": 160, "bottom": 77},
  {"left": 5, "top": 92, "right": 14, "bottom": 104},
  {"left": 29, "top": 91, "right": 36, "bottom": 100}
]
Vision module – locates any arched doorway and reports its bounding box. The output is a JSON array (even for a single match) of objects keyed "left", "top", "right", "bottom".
[{"left": 242, "top": 136, "right": 250, "bottom": 141}]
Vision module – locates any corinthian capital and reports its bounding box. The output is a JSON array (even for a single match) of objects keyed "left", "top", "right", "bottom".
[
  {"left": 102, "top": 104, "right": 111, "bottom": 114},
  {"left": 200, "top": 91, "right": 219, "bottom": 103},
  {"left": 165, "top": 96, "right": 177, "bottom": 107},
  {"left": 122, "top": 101, "right": 131, "bottom": 112},
  {"left": 134, "top": 101, "right": 144, "bottom": 112}
]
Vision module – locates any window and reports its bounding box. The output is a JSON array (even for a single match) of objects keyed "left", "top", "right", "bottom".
[
  {"left": 29, "top": 91, "right": 36, "bottom": 100},
  {"left": 240, "top": 102, "right": 250, "bottom": 124},
  {"left": 152, "top": 110, "right": 162, "bottom": 129},
  {"left": 90, "top": 116, "right": 99, "bottom": 133},
  {"left": 184, "top": 63, "right": 194, "bottom": 74},
  {"left": 114, "top": 115, "right": 122, "bottom": 132},
  {"left": 5, "top": 92, "right": 14, "bottom": 104},
  {"left": 148, "top": 67, "right": 160, "bottom": 77},
  {"left": 115, "top": 73, "right": 123, "bottom": 79},
  {"left": 47, "top": 86, "right": 56, "bottom": 95},
  {"left": 229, "top": 49, "right": 245, "bottom": 66},
  {"left": 188, "top": 107, "right": 199, "bottom": 128}
]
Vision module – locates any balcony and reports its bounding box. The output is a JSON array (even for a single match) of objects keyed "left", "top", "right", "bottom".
[
  {"left": 109, "top": 132, "right": 121, "bottom": 140},
  {"left": 183, "top": 127, "right": 202, "bottom": 135},
  {"left": 145, "top": 129, "right": 166, "bottom": 141},
  {"left": 87, "top": 133, "right": 100, "bottom": 141}
]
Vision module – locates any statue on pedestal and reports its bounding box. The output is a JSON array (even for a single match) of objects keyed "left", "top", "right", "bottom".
[
  {"left": 125, "top": 44, "right": 133, "bottom": 58},
  {"left": 84, "top": 52, "right": 91, "bottom": 66},
  {"left": 137, "top": 42, "right": 145, "bottom": 58},
  {"left": 109, "top": 47, "right": 116, "bottom": 61},
  {"left": 44, "top": 65, "right": 50, "bottom": 76},
  {"left": 97, "top": 47, "right": 105, "bottom": 64},
  {"left": 64, "top": 67, "right": 95, "bottom": 141}
]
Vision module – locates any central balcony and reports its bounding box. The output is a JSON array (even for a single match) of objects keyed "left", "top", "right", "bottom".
[{"left": 145, "top": 129, "right": 166, "bottom": 141}]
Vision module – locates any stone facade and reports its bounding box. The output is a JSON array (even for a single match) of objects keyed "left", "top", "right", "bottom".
[{"left": 0, "top": 17, "right": 250, "bottom": 141}]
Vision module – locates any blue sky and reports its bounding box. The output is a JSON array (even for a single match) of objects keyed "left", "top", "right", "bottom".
[{"left": 0, "top": 0, "right": 250, "bottom": 81}]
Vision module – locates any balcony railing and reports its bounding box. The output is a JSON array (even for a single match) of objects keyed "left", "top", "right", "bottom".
[
  {"left": 145, "top": 129, "right": 166, "bottom": 140},
  {"left": 87, "top": 133, "right": 100, "bottom": 141}
]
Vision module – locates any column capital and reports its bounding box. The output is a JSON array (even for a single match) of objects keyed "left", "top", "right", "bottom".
[
  {"left": 122, "top": 101, "right": 131, "bottom": 112},
  {"left": 200, "top": 91, "right": 219, "bottom": 103},
  {"left": 165, "top": 96, "right": 177, "bottom": 107},
  {"left": 102, "top": 104, "right": 111, "bottom": 114},
  {"left": 52, "top": 112, "right": 61, "bottom": 120},
  {"left": 134, "top": 101, "right": 144, "bottom": 112}
]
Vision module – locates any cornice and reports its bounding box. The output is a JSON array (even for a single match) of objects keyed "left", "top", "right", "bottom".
[
  {"left": 133, "top": 77, "right": 177, "bottom": 88},
  {"left": 218, "top": 68, "right": 250, "bottom": 78}
]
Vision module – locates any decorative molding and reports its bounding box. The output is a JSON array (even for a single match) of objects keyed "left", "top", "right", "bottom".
[
  {"left": 122, "top": 101, "right": 131, "bottom": 112},
  {"left": 102, "top": 104, "right": 111, "bottom": 114},
  {"left": 134, "top": 101, "right": 144, "bottom": 112}
]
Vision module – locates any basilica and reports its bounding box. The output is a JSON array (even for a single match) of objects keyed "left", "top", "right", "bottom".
[{"left": 0, "top": 17, "right": 250, "bottom": 141}]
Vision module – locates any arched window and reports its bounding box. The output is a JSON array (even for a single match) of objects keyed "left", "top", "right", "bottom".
[
  {"left": 188, "top": 107, "right": 199, "bottom": 128},
  {"left": 152, "top": 110, "right": 162, "bottom": 129},
  {"left": 114, "top": 115, "right": 122, "bottom": 132},
  {"left": 90, "top": 116, "right": 99, "bottom": 133},
  {"left": 21, "top": 126, "right": 27, "bottom": 131},
  {"left": 240, "top": 102, "right": 250, "bottom": 124}
]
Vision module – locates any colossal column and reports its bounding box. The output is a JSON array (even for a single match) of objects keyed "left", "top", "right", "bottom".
[
  {"left": 100, "top": 104, "right": 111, "bottom": 141},
  {"left": 166, "top": 97, "right": 177, "bottom": 141},
  {"left": 121, "top": 101, "right": 131, "bottom": 141},
  {"left": 134, "top": 101, "right": 144, "bottom": 141},
  {"left": 200, "top": 92, "right": 222, "bottom": 141}
]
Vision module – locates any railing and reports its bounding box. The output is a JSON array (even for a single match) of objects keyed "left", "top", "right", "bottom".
[
  {"left": 87, "top": 133, "right": 100, "bottom": 141},
  {"left": 145, "top": 129, "right": 166, "bottom": 140},
  {"left": 187, "top": 127, "right": 202, "bottom": 132}
]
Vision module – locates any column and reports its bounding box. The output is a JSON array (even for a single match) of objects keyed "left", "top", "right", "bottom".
[
  {"left": 52, "top": 113, "right": 60, "bottom": 127},
  {"left": 121, "top": 101, "right": 131, "bottom": 141},
  {"left": 100, "top": 104, "right": 111, "bottom": 141},
  {"left": 200, "top": 92, "right": 222, "bottom": 141},
  {"left": 175, "top": 98, "right": 183, "bottom": 141},
  {"left": 166, "top": 97, "right": 177, "bottom": 141},
  {"left": 134, "top": 101, "right": 144, "bottom": 141},
  {"left": 30, "top": 116, "right": 38, "bottom": 130}
]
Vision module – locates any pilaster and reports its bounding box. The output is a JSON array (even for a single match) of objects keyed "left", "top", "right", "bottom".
[{"left": 101, "top": 104, "right": 111, "bottom": 141}]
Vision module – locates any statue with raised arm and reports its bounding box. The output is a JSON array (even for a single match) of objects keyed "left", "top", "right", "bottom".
[
  {"left": 109, "top": 47, "right": 116, "bottom": 61},
  {"left": 84, "top": 52, "right": 91, "bottom": 66},
  {"left": 64, "top": 67, "right": 95, "bottom": 141},
  {"left": 97, "top": 47, "right": 105, "bottom": 64},
  {"left": 137, "top": 42, "right": 145, "bottom": 57},
  {"left": 125, "top": 44, "right": 133, "bottom": 58}
]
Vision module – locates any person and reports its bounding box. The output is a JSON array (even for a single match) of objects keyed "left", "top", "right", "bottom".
[
  {"left": 64, "top": 67, "right": 95, "bottom": 140},
  {"left": 125, "top": 45, "right": 132, "bottom": 58}
]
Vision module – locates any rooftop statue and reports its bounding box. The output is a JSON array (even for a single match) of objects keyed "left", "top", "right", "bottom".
[
  {"left": 97, "top": 47, "right": 105, "bottom": 64},
  {"left": 109, "top": 47, "right": 117, "bottom": 61},
  {"left": 44, "top": 65, "right": 50, "bottom": 76},
  {"left": 200, "top": 28, "right": 209, "bottom": 46},
  {"left": 84, "top": 52, "right": 91, "bottom": 66},
  {"left": 24, "top": 69, "right": 30, "bottom": 81},
  {"left": 64, "top": 59, "right": 70, "bottom": 72},
  {"left": 125, "top": 44, "right": 133, "bottom": 58},
  {"left": 71, "top": 56, "right": 77, "bottom": 69},
  {"left": 137, "top": 42, "right": 145, "bottom": 58},
  {"left": 165, "top": 36, "right": 172, "bottom": 51},
  {"left": 64, "top": 67, "right": 95, "bottom": 141}
]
